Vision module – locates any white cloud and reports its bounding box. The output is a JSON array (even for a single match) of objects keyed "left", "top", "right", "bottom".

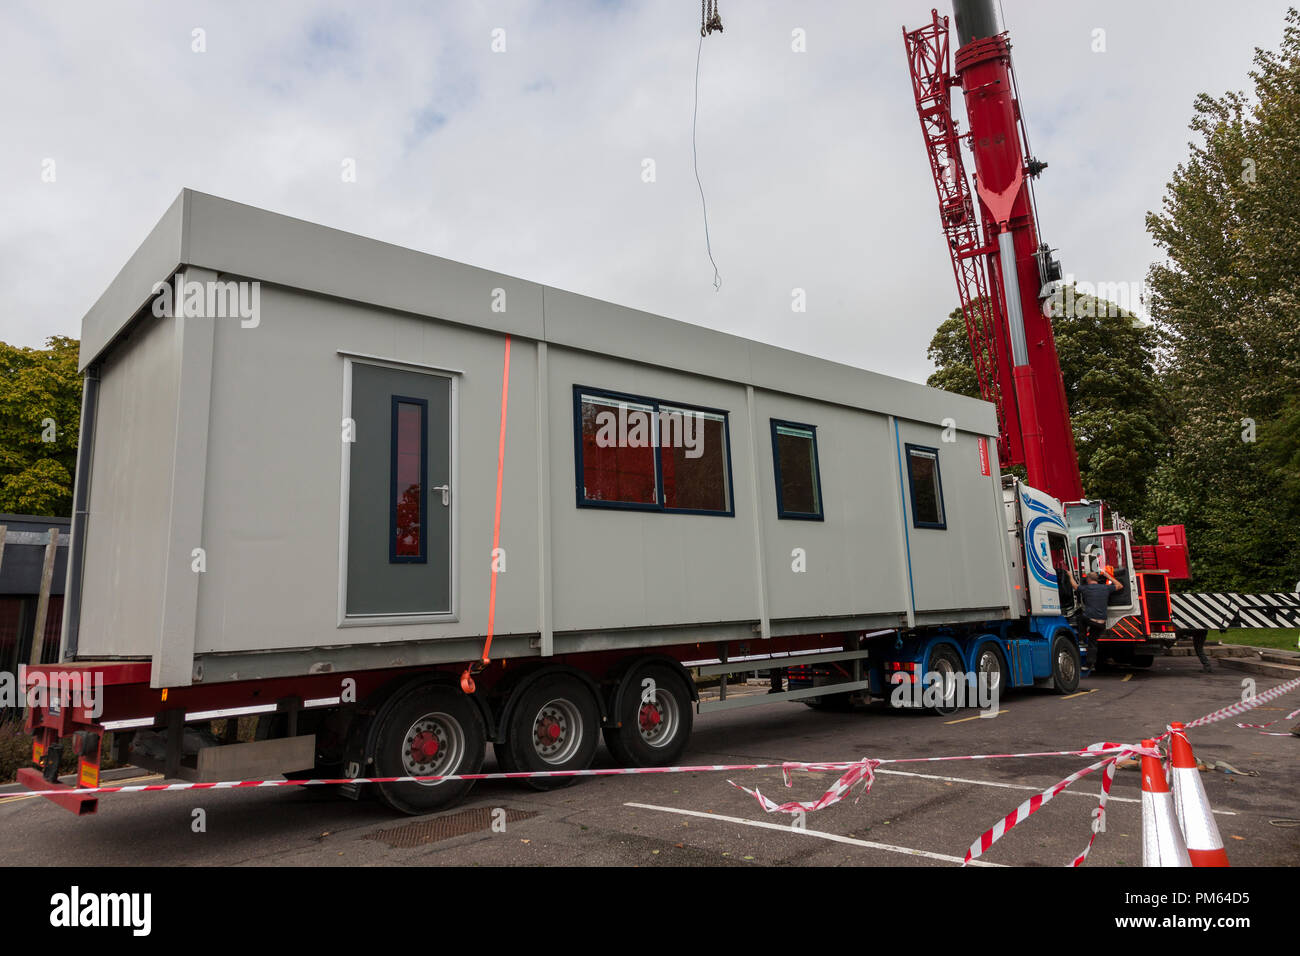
[{"left": 0, "top": 0, "right": 1292, "bottom": 386}]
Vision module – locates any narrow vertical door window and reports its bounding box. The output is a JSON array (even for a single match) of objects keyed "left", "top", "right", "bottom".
[{"left": 392, "top": 397, "right": 427, "bottom": 562}]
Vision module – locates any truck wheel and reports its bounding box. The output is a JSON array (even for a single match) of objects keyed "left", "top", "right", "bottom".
[
  {"left": 974, "top": 644, "right": 1007, "bottom": 699},
  {"left": 373, "top": 684, "right": 486, "bottom": 815},
  {"left": 603, "top": 663, "right": 693, "bottom": 767},
  {"left": 927, "top": 645, "right": 964, "bottom": 716},
  {"left": 1051, "top": 634, "right": 1081, "bottom": 694},
  {"left": 499, "top": 673, "right": 600, "bottom": 791}
]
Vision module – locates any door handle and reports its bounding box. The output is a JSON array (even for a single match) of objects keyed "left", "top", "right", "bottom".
[{"left": 432, "top": 484, "right": 450, "bottom": 506}]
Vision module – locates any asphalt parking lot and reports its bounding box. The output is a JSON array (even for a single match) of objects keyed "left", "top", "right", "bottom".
[{"left": 2, "top": 655, "right": 1296, "bottom": 867}]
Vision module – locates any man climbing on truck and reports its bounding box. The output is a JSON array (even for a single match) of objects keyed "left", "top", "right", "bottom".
[{"left": 1072, "top": 567, "right": 1122, "bottom": 671}]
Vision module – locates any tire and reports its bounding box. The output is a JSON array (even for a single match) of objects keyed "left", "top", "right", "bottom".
[
  {"left": 926, "top": 644, "right": 965, "bottom": 716},
  {"left": 974, "top": 643, "right": 1007, "bottom": 703},
  {"left": 1051, "top": 633, "right": 1081, "bottom": 694},
  {"left": 491, "top": 739, "right": 519, "bottom": 774},
  {"left": 372, "top": 683, "right": 486, "bottom": 815},
  {"left": 499, "top": 673, "right": 600, "bottom": 791},
  {"left": 603, "top": 663, "right": 694, "bottom": 767}
]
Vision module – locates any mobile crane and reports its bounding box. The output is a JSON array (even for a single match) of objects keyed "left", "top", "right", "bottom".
[{"left": 902, "top": 0, "right": 1189, "bottom": 666}]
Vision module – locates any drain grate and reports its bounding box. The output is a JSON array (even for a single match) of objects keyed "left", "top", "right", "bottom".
[{"left": 365, "top": 807, "right": 538, "bottom": 848}]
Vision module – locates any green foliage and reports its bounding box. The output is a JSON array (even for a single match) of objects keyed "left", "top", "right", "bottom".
[
  {"left": 925, "top": 309, "right": 983, "bottom": 400},
  {"left": 1144, "top": 8, "right": 1300, "bottom": 591},
  {"left": 0, "top": 336, "right": 82, "bottom": 517},
  {"left": 1220, "top": 627, "right": 1300, "bottom": 651}
]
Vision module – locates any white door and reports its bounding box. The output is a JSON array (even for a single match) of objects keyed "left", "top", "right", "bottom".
[{"left": 1074, "top": 531, "right": 1138, "bottom": 625}]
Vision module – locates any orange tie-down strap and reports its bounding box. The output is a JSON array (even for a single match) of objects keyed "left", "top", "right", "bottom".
[{"left": 462, "top": 335, "right": 511, "bottom": 694}]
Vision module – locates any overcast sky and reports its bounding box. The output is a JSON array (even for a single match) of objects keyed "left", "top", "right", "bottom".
[{"left": 1, "top": 0, "right": 1292, "bottom": 384}]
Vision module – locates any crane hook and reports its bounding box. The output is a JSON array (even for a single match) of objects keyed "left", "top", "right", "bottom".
[{"left": 701, "top": 0, "right": 722, "bottom": 37}]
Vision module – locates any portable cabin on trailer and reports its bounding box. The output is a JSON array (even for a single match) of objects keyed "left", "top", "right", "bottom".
[
  {"left": 22, "top": 190, "right": 1028, "bottom": 813},
  {"left": 65, "top": 190, "right": 1014, "bottom": 688}
]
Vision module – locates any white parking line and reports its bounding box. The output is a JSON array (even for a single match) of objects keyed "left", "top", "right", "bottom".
[
  {"left": 624, "top": 802, "right": 1005, "bottom": 867},
  {"left": 873, "top": 767, "right": 1237, "bottom": 816}
]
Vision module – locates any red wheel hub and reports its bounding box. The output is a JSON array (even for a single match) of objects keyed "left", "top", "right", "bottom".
[
  {"left": 537, "top": 719, "right": 562, "bottom": 744},
  {"left": 639, "top": 704, "right": 662, "bottom": 731},
  {"left": 411, "top": 731, "right": 440, "bottom": 761}
]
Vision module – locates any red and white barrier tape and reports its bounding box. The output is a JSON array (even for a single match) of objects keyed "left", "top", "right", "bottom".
[
  {"left": 966, "top": 742, "right": 1162, "bottom": 867},
  {"left": 1236, "top": 703, "right": 1300, "bottom": 735},
  {"left": 31, "top": 746, "right": 1146, "bottom": 799},
  {"left": 1178, "top": 674, "right": 1300, "bottom": 733},
  {"left": 729, "top": 759, "right": 881, "bottom": 813},
  {"left": 731, "top": 676, "right": 1300, "bottom": 866},
  {"left": 22, "top": 677, "right": 1300, "bottom": 867}
]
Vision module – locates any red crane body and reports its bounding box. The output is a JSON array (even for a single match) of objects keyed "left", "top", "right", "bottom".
[
  {"left": 904, "top": 1, "right": 1192, "bottom": 599},
  {"left": 904, "top": 3, "right": 1083, "bottom": 502}
]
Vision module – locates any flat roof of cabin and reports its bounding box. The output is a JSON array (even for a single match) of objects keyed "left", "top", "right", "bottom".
[{"left": 79, "top": 189, "right": 997, "bottom": 434}]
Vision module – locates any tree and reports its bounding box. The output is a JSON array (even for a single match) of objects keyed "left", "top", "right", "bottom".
[
  {"left": 925, "top": 309, "right": 982, "bottom": 400},
  {"left": 0, "top": 337, "right": 82, "bottom": 516},
  {"left": 926, "top": 290, "right": 1171, "bottom": 523},
  {"left": 1143, "top": 8, "right": 1300, "bottom": 591}
]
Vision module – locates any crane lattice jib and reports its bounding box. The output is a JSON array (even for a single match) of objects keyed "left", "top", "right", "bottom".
[{"left": 903, "top": 11, "right": 1019, "bottom": 467}]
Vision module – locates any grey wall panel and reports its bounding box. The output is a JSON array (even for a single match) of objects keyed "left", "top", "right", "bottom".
[
  {"left": 745, "top": 341, "right": 998, "bottom": 436},
  {"left": 192, "top": 286, "right": 541, "bottom": 656},
  {"left": 183, "top": 191, "right": 545, "bottom": 343},
  {"left": 77, "top": 310, "right": 180, "bottom": 657},
  {"left": 546, "top": 348, "right": 761, "bottom": 633},
  {"left": 894, "top": 419, "right": 1010, "bottom": 615},
  {"left": 541, "top": 287, "right": 755, "bottom": 388},
  {"left": 541, "top": 285, "right": 997, "bottom": 434},
  {"left": 79, "top": 192, "right": 186, "bottom": 372},
  {"left": 753, "top": 392, "right": 910, "bottom": 623}
]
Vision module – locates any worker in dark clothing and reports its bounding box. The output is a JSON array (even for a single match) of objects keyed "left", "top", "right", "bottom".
[
  {"left": 1075, "top": 568, "right": 1121, "bottom": 671},
  {"left": 1189, "top": 628, "right": 1213, "bottom": 673}
]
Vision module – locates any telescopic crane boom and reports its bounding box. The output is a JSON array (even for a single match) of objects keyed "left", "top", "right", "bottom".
[{"left": 904, "top": 0, "right": 1083, "bottom": 502}]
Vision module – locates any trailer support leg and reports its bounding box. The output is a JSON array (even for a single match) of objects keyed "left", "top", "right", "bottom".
[
  {"left": 278, "top": 696, "right": 303, "bottom": 737},
  {"left": 163, "top": 708, "right": 185, "bottom": 778},
  {"left": 718, "top": 644, "right": 728, "bottom": 702}
]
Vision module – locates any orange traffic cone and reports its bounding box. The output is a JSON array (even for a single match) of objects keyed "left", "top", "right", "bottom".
[
  {"left": 1140, "top": 738, "right": 1191, "bottom": 867},
  {"left": 1168, "top": 722, "right": 1230, "bottom": 866}
]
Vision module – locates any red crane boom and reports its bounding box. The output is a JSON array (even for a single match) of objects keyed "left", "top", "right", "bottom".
[{"left": 904, "top": 2, "right": 1083, "bottom": 502}]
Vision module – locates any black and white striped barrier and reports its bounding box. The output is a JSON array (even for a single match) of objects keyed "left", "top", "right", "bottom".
[{"left": 1172, "top": 592, "right": 1300, "bottom": 631}]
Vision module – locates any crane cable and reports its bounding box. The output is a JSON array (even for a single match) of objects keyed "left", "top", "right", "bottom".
[{"left": 694, "top": 1, "right": 723, "bottom": 291}]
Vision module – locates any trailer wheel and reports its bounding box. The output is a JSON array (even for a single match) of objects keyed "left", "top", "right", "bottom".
[
  {"left": 373, "top": 684, "right": 485, "bottom": 815},
  {"left": 974, "top": 644, "right": 1007, "bottom": 699},
  {"left": 603, "top": 663, "right": 693, "bottom": 767},
  {"left": 1051, "top": 634, "right": 1081, "bottom": 694},
  {"left": 926, "top": 645, "right": 964, "bottom": 716},
  {"left": 498, "top": 673, "right": 600, "bottom": 790}
]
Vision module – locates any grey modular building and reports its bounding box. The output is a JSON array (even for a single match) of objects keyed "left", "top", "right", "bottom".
[{"left": 66, "top": 190, "right": 1015, "bottom": 690}]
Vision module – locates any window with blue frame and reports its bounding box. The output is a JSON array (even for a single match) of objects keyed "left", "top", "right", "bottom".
[
  {"left": 574, "top": 386, "right": 734, "bottom": 516},
  {"left": 770, "top": 420, "right": 823, "bottom": 520},
  {"left": 904, "top": 443, "right": 946, "bottom": 529}
]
